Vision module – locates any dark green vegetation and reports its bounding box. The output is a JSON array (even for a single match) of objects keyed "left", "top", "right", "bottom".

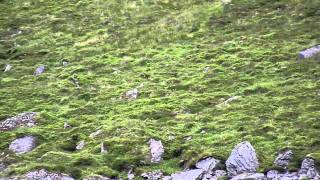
[{"left": 0, "top": 0, "right": 320, "bottom": 179}]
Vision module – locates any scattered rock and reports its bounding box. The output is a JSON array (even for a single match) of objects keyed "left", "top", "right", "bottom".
[
  {"left": 230, "top": 173, "right": 266, "bottom": 180},
  {"left": 195, "top": 157, "right": 222, "bottom": 172},
  {"left": 76, "top": 140, "right": 85, "bottom": 150},
  {"left": 34, "top": 65, "right": 45, "bottom": 76},
  {"left": 101, "top": 142, "right": 108, "bottom": 153},
  {"left": 274, "top": 149, "right": 293, "bottom": 169},
  {"left": 226, "top": 141, "right": 259, "bottom": 176},
  {"left": 64, "top": 122, "right": 71, "bottom": 129},
  {"left": 170, "top": 169, "right": 204, "bottom": 180},
  {"left": 216, "top": 96, "right": 241, "bottom": 108},
  {"left": 26, "top": 169, "right": 74, "bottom": 180},
  {"left": 125, "top": 88, "right": 138, "bottom": 100},
  {"left": 0, "top": 112, "right": 37, "bottom": 131},
  {"left": 148, "top": 139, "right": 164, "bottom": 163},
  {"left": 211, "top": 170, "right": 228, "bottom": 180},
  {"left": 141, "top": 170, "right": 163, "bottom": 180},
  {"left": 62, "top": 61, "right": 69, "bottom": 66},
  {"left": 9, "top": 136, "right": 37, "bottom": 154},
  {"left": 4, "top": 64, "right": 12, "bottom": 72},
  {"left": 90, "top": 129, "right": 103, "bottom": 138},
  {"left": 299, "top": 45, "right": 320, "bottom": 59},
  {"left": 298, "top": 157, "right": 320, "bottom": 179}
]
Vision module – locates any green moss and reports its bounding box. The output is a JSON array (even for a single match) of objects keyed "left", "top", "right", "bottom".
[{"left": 0, "top": 0, "right": 320, "bottom": 179}]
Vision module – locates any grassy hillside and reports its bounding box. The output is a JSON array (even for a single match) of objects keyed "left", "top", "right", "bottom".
[{"left": 0, "top": 0, "right": 320, "bottom": 179}]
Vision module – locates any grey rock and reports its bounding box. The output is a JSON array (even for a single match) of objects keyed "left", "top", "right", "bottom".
[
  {"left": 0, "top": 163, "right": 6, "bottom": 172},
  {"left": 62, "top": 61, "right": 69, "bottom": 66},
  {"left": 226, "top": 141, "right": 259, "bottom": 176},
  {"left": 216, "top": 96, "right": 241, "bottom": 108},
  {"left": 90, "top": 129, "right": 103, "bottom": 138},
  {"left": 125, "top": 88, "right": 138, "bottom": 99},
  {"left": 148, "top": 139, "right": 164, "bottom": 163},
  {"left": 101, "top": 142, "right": 108, "bottom": 153},
  {"left": 274, "top": 150, "right": 293, "bottom": 169},
  {"left": 230, "top": 173, "right": 266, "bottom": 180},
  {"left": 0, "top": 112, "right": 37, "bottom": 131},
  {"left": 299, "top": 45, "right": 320, "bottom": 59},
  {"left": 76, "top": 140, "right": 85, "bottom": 150},
  {"left": 26, "top": 169, "right": 74, "bottom": 180},
  {"left": 266, "top": 170, "right": 299, "bottom": 180},
  {"left": 9, "top": 136, "right": 37, "bottom": 154},
  {"left": 171, "top": 169, "right": 204, "bottom": 180},
  {"left": 141, "top": 170, "right": 163, "bottom": 180},
  {"left": 34, "top": 65, "right": 45, "bottom": 76},
  {"left": 298, "top": 157, "right": 320, "bottom": 180},
  {"left": 196, "top": 157, "right": 221, "bottom": 172},
  {"left": 4, "top": 64, "right": 12, "bottom": 72},
  {"left": 209, "top": 170, "right": 227, "bottom": 180}
]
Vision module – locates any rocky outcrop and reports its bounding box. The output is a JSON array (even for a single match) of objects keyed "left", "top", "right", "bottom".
[
  {"left": 34, "top": 65, "right": 45, "bottom": 76},
  {"left": 230, "top": 173, "right": 266, "bottom": 180},
  {"left": 274, "top": 149, "right": 293, "bottom": 169},
  {"left": 9, "top": 136, "right": 37, "bottom": 154},
  {"left": 25, "top": 169, "right": 74, "bottom": 180},
  {"left": 148, "top": 139, "right": 164, "bottom": 163},
  {"left": 299, "top": 157, "right": 320, "bottom": 179},
  {"left": 226, "top": 141, "right": 259, "bottom": 176},
  {"left": 141, "top": 170, "right": 163, "bottom": 180},
  {"left": 0, "top": 112, "right": 37, "bottom": 131}
]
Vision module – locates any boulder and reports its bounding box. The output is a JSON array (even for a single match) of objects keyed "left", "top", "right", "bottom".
[
  {"left": 274, "top": 149, "right": 293, "bottom": 169},
  {"left": 141, "top": 170, "right": 163, "bottom": 180},
  {"left": 298, "top": 157, "right": 320, "bottom": 179},
  {"left": 0, "top": 112, "right": 37, "bottom": 131},
  {"left": 230, "top": 173, "right": 266, "bottom": 180},
  {"left": 9, "top": 136, "right": 37, "bottom": 154},
  {"left": 148, "top": 139, "right": 164, "bottom": 163},
  {"left": 298, "top": 45, "right": 320, "bottom": 59},
  {"left": 171, "top": 169, "right": 204, "bottom": 180},
  {"left": 26, "top": 169, "right": 74, "bottom": 180},
  {"left": 195, "top": 157, "right": 222, "bottom": 172},
  {"left": 34, "top": 65, "right": 45, "bottom": 76},
  {"left": 226, "top": 141, "right": 259, "bottom": 176}
]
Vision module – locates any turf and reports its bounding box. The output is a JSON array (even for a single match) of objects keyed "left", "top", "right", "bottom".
[{"left": 0, "top": 0, "right": 320, "bottom": 179}]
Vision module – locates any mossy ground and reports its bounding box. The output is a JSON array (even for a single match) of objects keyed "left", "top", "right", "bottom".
[{"left": 0, "top": 0, "right": 320, "bottom": 179}]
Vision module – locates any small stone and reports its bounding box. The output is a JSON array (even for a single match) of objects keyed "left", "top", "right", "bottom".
[
  {"left": 90, "top": 129, "right": 103, "bottom": 138},
  {"left": 0, "top": 163, "right": 6, "bottom": 172},
  {"left": 101, "top": 142, "right": 108, "bottom": 153},
  {"left": 125, "top": 88, "right": 138, "bottom": 99},
  {"left": 4, "top": 64, "right": 12, "bottom": 72},
  {"left": 148, "top": 139, "right": 164, "bottom": 163},
  {"left": 83, "top": 175, "right": 112, "bottom": 180},
  {"left": 274, "top": 149, "right": 293, "bottom": 169},
  {"left": 76, "top": 140, "right": 85, "bottom": 150},
  {"left": 298, "top": 45, "right": 320, "bottom": 59},
  {"left": 203, "top": 67, "right": 210, "bottom": 73},
  {"left": 185, "top": 136, "right": 192, "bottom": 141},
  {"left": 230, "top": 173, "right": 266, "bottom": 180},
  {"left": 34, "top": 65, "right": 45, "bottom": 76},
  {"left": 298, "top": 157, "right": 320, "bottom": 179},
  {"left": 195, "top": 157, "right": 222, "bottom": 172},
  {"left": 0, "top": 112, "right": 37, "bottom": 131},
  {"left": 9, "top": 136, "right": 37, "bottom": 154},
  {"left": 62, "top": 61, "right": 69, "bottom": 66},
  {"left": 26, "top": 169, "right": 74, "bottom": 180},
  {"left": 128, "top": 169, "right": 135, "bottom": 180},
  {"left": 226, "top": 141, "right": 259, "bottom": 176},
  {"left": 64, "top": 122, "right": 71, "bottom": 129},
  {"left": 141, "top": 170, "right": 163, "bottom": 180},
  {"left": 216, "top": 96, "right": 241, "bottom": 108},
  {"left": 168, "top": 135, "right": 175, "bottom": 141},
  {"left": 211, "top": 170, "right": 227, "bottom": 180},
  {"left": 171, "top": 169, "right": 204, "bottom": 180}
]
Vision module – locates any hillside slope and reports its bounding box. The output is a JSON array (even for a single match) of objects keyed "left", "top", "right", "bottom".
[{"left": 0, "top": 0, "right": 320, "bottom": 179}]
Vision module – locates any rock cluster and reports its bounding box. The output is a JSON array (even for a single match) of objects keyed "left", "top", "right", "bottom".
[
  {"left": 141, "top": 141, "right": 320, "bottom": 180},
  {"left": 0, "top": 112, "right": 37, "bottom": 131}
]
